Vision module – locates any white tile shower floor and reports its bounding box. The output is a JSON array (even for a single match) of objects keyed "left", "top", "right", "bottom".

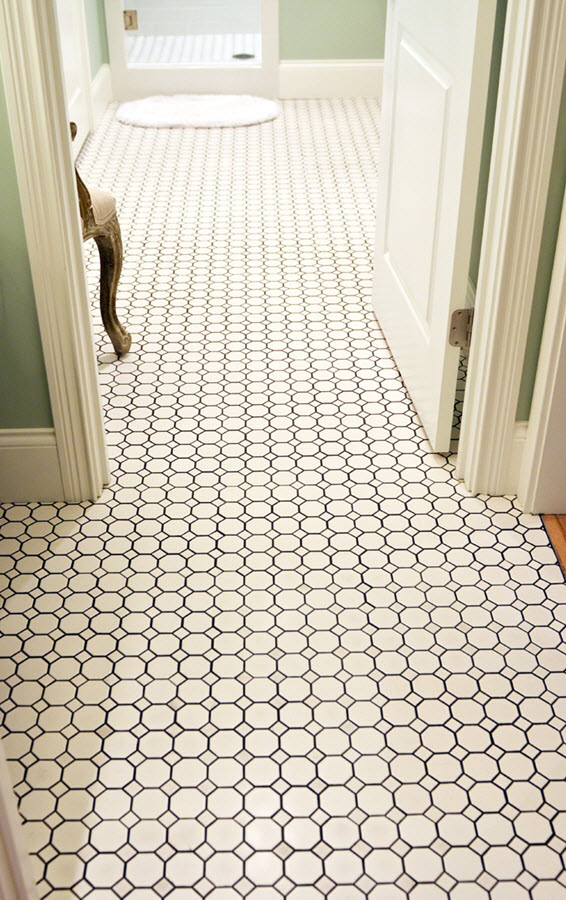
[
  {"left": 125, "top": 33, "right": 262, "bottom": 66},
  {"left": 1, "top": 100, "right": 566, "bottom": 898}
]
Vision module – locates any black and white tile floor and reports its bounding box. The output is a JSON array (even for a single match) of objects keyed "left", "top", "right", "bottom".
[{"left": 1, "top": 100, "right": 566, "bottom": 899}]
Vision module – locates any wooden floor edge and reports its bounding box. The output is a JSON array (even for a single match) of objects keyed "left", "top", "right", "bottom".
[{"left": 542, "top": 515, "right": 566, "bottom": 577}]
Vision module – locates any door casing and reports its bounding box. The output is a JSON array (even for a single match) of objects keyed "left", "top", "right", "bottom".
[
  {"left": 519, "top": 183, "right": 566, "bottom": 514},
  {"left": 0, "top": 0, "right": 109, "bottom": 505},
  {"left": 54, "top": 0, "right": 94, "bottom": 155},
  {"left": 457, "top": 0, "right": 566, "bottom": 500}
]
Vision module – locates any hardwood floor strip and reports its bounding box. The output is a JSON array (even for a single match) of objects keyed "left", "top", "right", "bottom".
[{"left": 543, "top": 514, "right": 566, "bottom": 575}]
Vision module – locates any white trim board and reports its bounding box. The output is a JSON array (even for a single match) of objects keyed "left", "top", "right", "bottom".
[
  {"left": 55, "top": 0, "right": 94, "bottom": 156},
  {"left": 458, "top": 0, "right": 566, "bottom": 496},
  {"left": 0, "top": 0, "right": 109, "bottom": 503},
  {"left": 506, "top": 420, "right": 529, "bottom": 497},
  {"left": 0, "top": 429, "right": 64, "bottom": 502},
  {"left": 519, "top": 184, "right": 566, "bottom": 513},
  {"left": 279, "top": 59, "right": 383, "bottom": 99},
  {"left": 91, "top": 63, "right": 113, "bottom": 128},
  {"left": 453, "top": 284, "right": 531, "bottom": 496}
]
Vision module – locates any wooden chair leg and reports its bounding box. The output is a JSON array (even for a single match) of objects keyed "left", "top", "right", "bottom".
[{"left": 94, "top": 213, "right": 131, "bottom": 358}]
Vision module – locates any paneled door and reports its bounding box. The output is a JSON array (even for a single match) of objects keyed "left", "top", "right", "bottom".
[
  {"left": 372, "top": 0, "right": 496, "bottom": 451},
  {"left": 104, "top": 0, "right": 279, "bottom": 99}
]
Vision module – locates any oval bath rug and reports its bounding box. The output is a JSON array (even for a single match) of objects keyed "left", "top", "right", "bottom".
[{"left": 116, "top": 94, "right": 281, "bottom": 129}]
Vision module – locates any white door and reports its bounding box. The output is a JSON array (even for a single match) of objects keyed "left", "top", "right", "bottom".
[
  {"left": 55, "top": 0, "right": 93, "bottom": 156},
  {"left": 372, "top": 0, "right": 496, "bottom": 452},
  {"left": 104, "top": 0, "right": 279, "bottom": 100}
]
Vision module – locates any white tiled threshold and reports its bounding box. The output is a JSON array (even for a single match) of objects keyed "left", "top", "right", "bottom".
[{"left": 1, "top": 100, "right": 566, "bottom": 899}]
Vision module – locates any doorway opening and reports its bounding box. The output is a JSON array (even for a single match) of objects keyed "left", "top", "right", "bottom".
[
  {"left": 124, "top": 0, "right": 262, "bottom": 67},
  {"left": 104, "top": 0, "right": 279, "bottom": 99}
]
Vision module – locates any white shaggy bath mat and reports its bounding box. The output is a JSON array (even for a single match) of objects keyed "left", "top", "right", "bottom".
[{"left": 116, "top": 94, "right": 280, "bottom": 128}]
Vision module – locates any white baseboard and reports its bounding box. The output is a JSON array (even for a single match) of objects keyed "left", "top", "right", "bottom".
[
  {"left": 279, "top": 60, "right": 383, "bottom": 100},
  {"left": 504, "top": 421, "right": 529, "bottom": 496},
  {"left": 0, "top": 429, "right": 64, "bottom": 502},
  {"left": 92, "top": 64, "right": 113, "bottom": 127}
]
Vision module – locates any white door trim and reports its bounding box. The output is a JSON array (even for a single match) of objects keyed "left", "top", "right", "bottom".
[
  {"left": 0, "top": 0, "right": 109, "bottom": 502},
  {"left": 105, "top": 0, "right": 279, "bottom": 100},
  {"left": 458, "top": 0, "right": 566, "bottom": 495},
  {"left": 55, "top": 0, "right": 95, "bottom": 155},
  {"left": 77, "top": 0, "right": 95, "bottom": 133},
  {"left": 519, "top": 185, "right": 566, "bottom": 513},
  {"left": 91, "top": 63, "right": 114, "bottom": 128},
  {"left": 0, "top": 738, "right": 38, "bottom": 900}
]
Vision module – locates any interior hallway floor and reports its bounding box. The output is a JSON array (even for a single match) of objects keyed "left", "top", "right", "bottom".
[{"left": 1, "top": 99, "right": 566, "bottom": 899}]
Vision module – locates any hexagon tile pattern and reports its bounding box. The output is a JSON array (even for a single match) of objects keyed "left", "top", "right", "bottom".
[{"left": 1, "top": 100, "right": 566, "bottom": 900}]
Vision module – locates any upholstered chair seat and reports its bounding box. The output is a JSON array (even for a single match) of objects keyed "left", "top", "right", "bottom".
[{"left": 89, "top": 187, "right": 117, "bottom": 227}]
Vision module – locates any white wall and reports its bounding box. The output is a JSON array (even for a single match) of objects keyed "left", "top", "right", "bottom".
[{"left": 133, "top": 0, "right": 261, "bottom": 36}]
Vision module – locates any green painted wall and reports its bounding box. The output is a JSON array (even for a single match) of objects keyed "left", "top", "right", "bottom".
[
  {"left": 516, "top": 74, "right": 566, "bottom": 420},
  {"left": 280, "top": 0, "right": 387, "bottom": 60},
  {"left": 84, "top": 0, "right": 109, "bottom": 76},
  {"left": 0, "top": 68, "right": 53, "bottom": 429}
]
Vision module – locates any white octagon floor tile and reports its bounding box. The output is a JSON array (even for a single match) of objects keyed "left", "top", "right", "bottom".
[{"left": 1, "top": 99, "right": 566, "bottom": 898}]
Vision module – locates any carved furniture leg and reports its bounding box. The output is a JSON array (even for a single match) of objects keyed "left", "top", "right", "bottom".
[{"left": 94, "top": 213, "right": 132, "bottom": 357}]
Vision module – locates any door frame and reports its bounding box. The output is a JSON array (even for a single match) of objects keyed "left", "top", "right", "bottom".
[
  {"left": 0, "top": 0, "right": 565, "bottom": 507},
  {"left": 55, "top": 0, "right": 95, "bottom": 156},
  {"left": 518, "top": 185, "right": 566, "bottom": 513},
  {"left": 104, "top": 0, "right": 279, "bottom": 100},
  {"left": 0, "top": 0, "right": 108, "bottom": 503},
  {"left": 457, "top": 0, "right": 566, "bottom": 497}
]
